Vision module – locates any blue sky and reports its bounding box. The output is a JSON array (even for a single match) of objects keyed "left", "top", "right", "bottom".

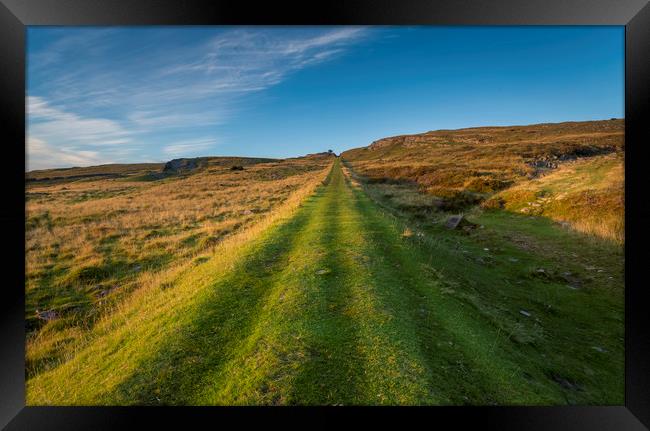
[{"left": 27, "top": 26, "right": 624, "bottom": 170}]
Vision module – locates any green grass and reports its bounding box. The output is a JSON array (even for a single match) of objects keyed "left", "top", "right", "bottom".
[
  {"left": 25, "top": 154, "right": 333, "bottom": 375},
  {"left": 27, "top": 160, "right": 623, "bottom": 405},
  {"left": 346, "top": 161, "right": 623, "bottom": 404}
]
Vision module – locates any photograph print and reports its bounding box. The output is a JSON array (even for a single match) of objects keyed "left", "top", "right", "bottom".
[{"left": 25, "top": 25, "right": 624, "bottom": 406}]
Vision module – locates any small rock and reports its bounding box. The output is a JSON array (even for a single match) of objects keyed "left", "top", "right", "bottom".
[
  {"left": 315, "top": 269, "right": 331, "bottom": 275},
  {"left": 551, "top": 373, "right": 579, "bottom": 390},
  {"left": 483, "top": 248, "right": 490, "bottom": 251},
  {"left": 519, "top": 310, "right": 531, "bottom": 317},
  {"left": 445, "top": 215, "right": 477, "bottom": 230},
  {"left": 592, "top": 346, "right": 607, "bottom": 353},
  {"left": 36, "top": 309, "right": 58, "bottom": 321},
  {"left": 242, "top": 209, "right": 253, "bottom": 215},
  {"left": 479, "top": 255, "right": 495, "bottom": 266},
  {"left": 508, "top": 257, "right": 519, "bottom": 263},
  {"left": 446, "top": 215, "right": 463, "bottom": 229}
]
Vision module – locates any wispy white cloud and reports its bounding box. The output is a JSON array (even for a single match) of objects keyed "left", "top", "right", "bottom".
[
  {"left": 279, "top": 27, "right": 365, "bottom": 55},
  {"left": 159, "top": 27, "right": 368, "bottom": 100},
  {"left": 163, "top": 138, "right": 219, "bottom": 156},
  {"left": 29, "top": 28, "right": 118, "bottom": 72},
  {"left": 128, "top": 108, "right": 232, "bottom": 130},
  {"left": 27, "top": 27, "right": 371, "bottom": 169},
  {"left": 26, "top": 96, "right": 134, "bottom": 170},
  {"left": 28, "top": 96, "right": 131, "bottom": 147},
  {"left": 26, "top": 136, "right": 108, "bottom": 171}
]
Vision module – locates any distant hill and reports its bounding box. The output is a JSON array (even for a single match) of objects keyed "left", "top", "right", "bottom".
[
  {"left": 25, "top": 156, "right": 282, "bottom": 183},
  {"left": 26, "top": 163, "right": 165, "bottom": 182}
]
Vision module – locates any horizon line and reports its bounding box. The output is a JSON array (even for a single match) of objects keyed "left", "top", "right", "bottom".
[{"left": 25, "top": 116, "right": 624, "bottom": 173}]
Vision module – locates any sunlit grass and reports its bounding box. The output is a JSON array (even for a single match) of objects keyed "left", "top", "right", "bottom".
[
  {"left": 28, "top": 159, "right": 622, "bottom": 405},
  {"left": 25, "top": 155, "right": 334, "bottom": 381}
]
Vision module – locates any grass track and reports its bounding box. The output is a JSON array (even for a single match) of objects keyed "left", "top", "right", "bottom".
[{"left": 27, "top": 159, "right": 622, "bottom": 405}]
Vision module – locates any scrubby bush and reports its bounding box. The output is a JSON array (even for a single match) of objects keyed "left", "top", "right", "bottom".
[
  {"left": 197, "top": 235, "right": 221, "bottom": 250},
  {"left": 463, "top": 176, "right": 513, "bottom": 193},
  {"left": 481, "top": 196, "right": 505, "bottom": 210},
  {"left": 439, "top": 190, "right": 484, "bottom": 212},
  {"left": 57, "top": 264, "right": 111, "bottom": 288}
]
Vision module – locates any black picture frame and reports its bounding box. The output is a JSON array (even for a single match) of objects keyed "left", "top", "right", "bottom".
[{"left": 2, "top": 0, "right": 649, "bottom": 429}]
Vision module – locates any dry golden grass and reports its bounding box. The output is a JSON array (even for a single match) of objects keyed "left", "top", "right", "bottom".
[
  {"left": 25, "top": 154, "right": 334, "bottom": 377},
  {"left": 485, "top": 153, "right": 624, "bottom": 242},
  {"left": 342, "top": 119, "right": 624, "bottom": 241},
  {"left": 343, "top": 119, "right": 622, "bottom": 193}
]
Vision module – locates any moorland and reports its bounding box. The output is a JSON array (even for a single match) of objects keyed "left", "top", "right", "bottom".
[{"left": 26, "top": 119, "right": 624, "bottom": 405}]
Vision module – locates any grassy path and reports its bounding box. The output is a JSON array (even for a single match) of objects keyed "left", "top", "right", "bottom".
[
  {"left": 108, "top": 159, "right": 578, "bottom": 404},
  {"left": 29, "top": 159, "right": 622, "bottom": 405}
]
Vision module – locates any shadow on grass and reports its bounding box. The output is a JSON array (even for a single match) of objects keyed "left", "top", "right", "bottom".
[
  {"left": 285, "top": 177, "right": 367, "bottom": 405},
  {"left": 348, "top": 173, "right": 623, "bottom": 404},
  {"left": 107, "top": 194, "right": 323, "bottom": 404}
]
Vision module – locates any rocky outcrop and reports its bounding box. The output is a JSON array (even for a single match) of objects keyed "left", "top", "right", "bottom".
[
  {"left": 162, "top": 158, "right": 208, "bottom": 174},
  {"left": 526, "top": 145, "right": 619, "bottom": 171}
]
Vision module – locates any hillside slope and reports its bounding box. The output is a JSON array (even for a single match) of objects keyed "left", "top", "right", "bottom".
[{"left": 341, "top": 119, "right": 624, "bottom": 241}]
